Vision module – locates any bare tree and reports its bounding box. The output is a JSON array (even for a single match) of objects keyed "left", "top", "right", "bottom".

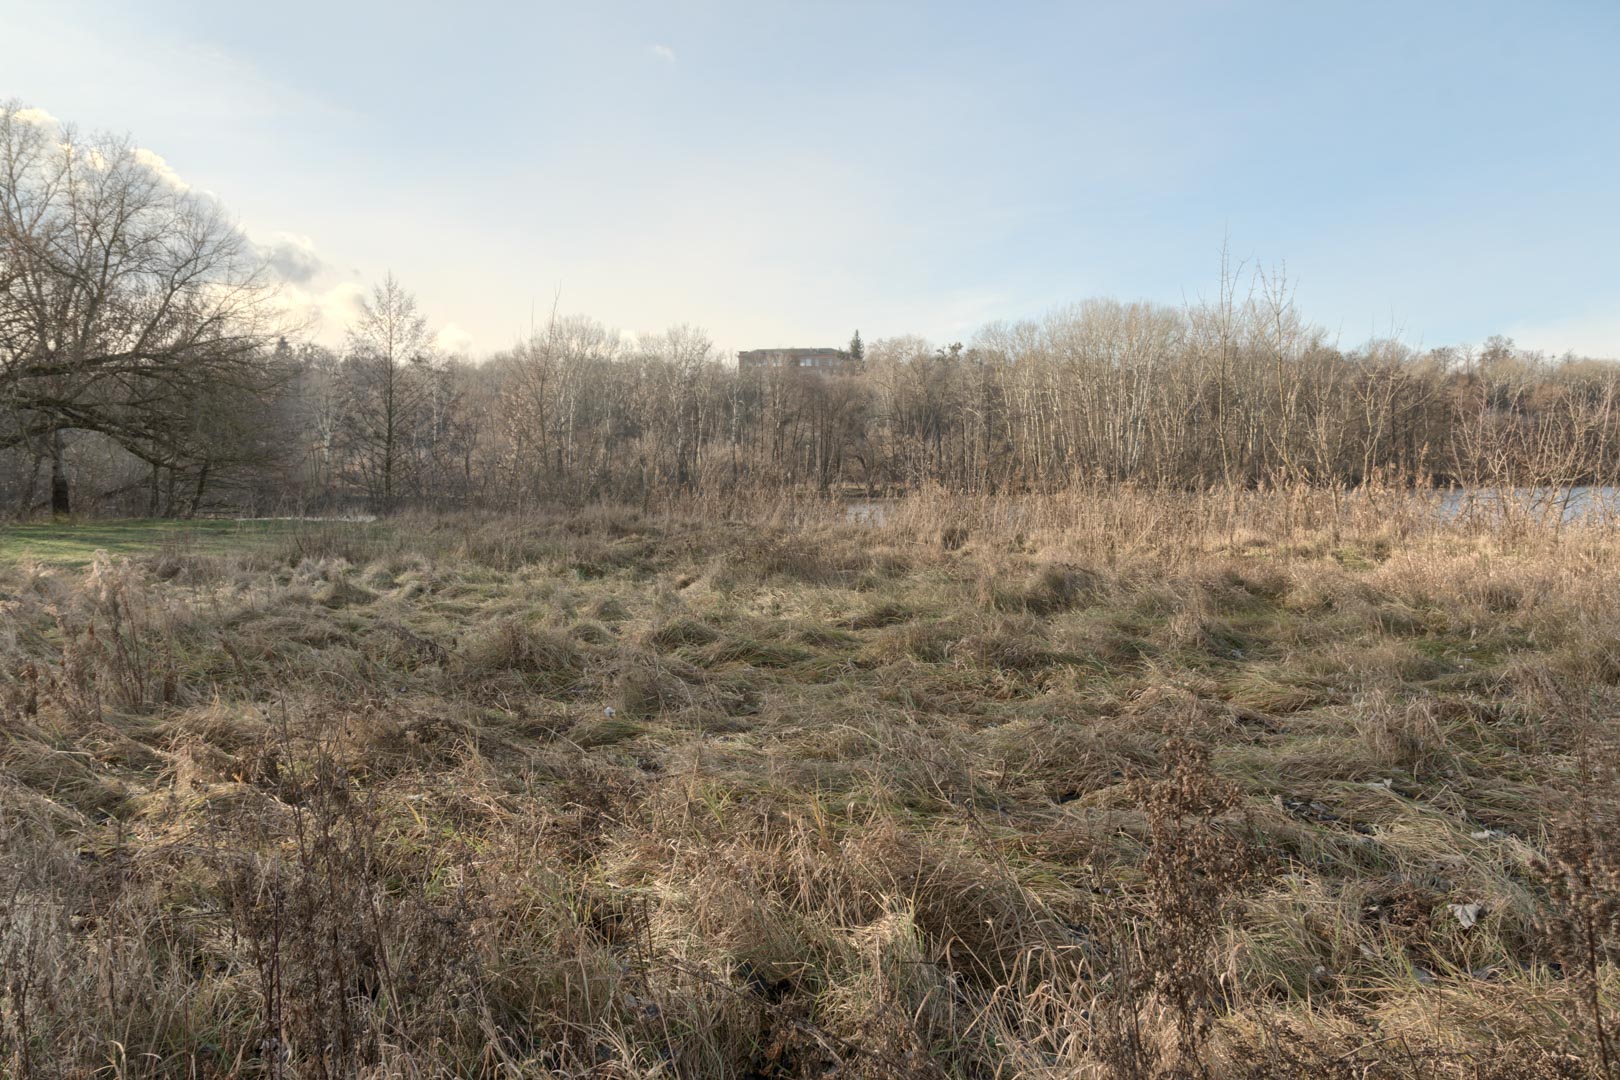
[
  {"left": 340, "top": 274, "right": 435, "bottom": 511},
  {"left": 0, "top": 102, "right": 280, "bottom": 514}
]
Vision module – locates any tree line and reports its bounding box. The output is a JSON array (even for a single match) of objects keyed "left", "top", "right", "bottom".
[{"left": 5, "top": 104, "right": 1619, "bottom": 519}]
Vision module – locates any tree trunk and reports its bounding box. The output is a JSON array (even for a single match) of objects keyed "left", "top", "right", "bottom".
[
  {"left": 50, "top": 428, "right": 71, "bottom": 518},
  {"left": 186, "top": 461, "right": 211, "bottom": 519},
  {"left": 18, "top": 452, "right": 42, "bottom": 519}
]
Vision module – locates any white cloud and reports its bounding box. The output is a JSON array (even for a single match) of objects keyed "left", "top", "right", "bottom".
[
  {"left": 259, "top": 231, "right": 326, "bottom": 285},
  {"left": 8, "top": 106, "right": 59, "bottom": 128},
  {"left": 244, "top": 229, "right": 370, "bottom": 345},
  {"left": 649, "top": 43, "right": 677, "bottom": 64},
  {"left": 133, "top": 146, "right": 190, "bottom": 191},
  {"left": 250, "top": 229, "right": 475, "bottom": 355},
  {"left": 436, "top": 322, "right": 475, "bottom": 356},
  {"left": 7, "top": 107, "right": 193, "bottom": 193},
  {"left": 271, "top": 279, "right": 366, "bottom": 343},
  {"left": 313, "top": 282, "right": 367, "bottom": 333}
]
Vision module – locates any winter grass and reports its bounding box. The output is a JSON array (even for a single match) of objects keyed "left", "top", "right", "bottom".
[{"left": 2, "top": 490, "right": 1618, "bottom": 1077}]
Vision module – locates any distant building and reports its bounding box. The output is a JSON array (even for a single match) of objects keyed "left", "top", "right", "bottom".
[{"left": 738, "top": 347, "right": 859, "bottom": 375}]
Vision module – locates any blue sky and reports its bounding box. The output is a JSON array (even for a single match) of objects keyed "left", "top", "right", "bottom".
[{"left": 5, "top": 0, "right": 1618, "bottom": 358}]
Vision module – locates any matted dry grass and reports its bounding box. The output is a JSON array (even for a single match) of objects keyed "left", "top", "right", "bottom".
[{"left": 3, "top": 490, "right": 1620, "bottom": 1077}]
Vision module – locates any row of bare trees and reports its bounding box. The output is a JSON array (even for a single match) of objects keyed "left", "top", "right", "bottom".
[
  {"left": 5, "top": 103, "right": 1620, "bottom": 518},
  {"left": 260, "top": 311, "right": 1620, "bottom": 513}
]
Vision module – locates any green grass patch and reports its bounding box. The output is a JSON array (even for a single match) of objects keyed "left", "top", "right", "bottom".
[{"left": 0, "top": 518, "right": 381, "bottom": 566}]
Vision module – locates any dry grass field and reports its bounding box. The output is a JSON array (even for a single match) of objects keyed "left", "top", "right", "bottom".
[{"left": 3, "top": 489, "right": 1620, "bottom": 1078}]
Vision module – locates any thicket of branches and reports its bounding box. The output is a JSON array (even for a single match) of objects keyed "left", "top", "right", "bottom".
[{"left": 5, "top": 103, "right": 1619, "bottom": 519}]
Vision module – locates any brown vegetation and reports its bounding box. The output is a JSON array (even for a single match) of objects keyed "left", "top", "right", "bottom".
[{"left": 3, "top": 490, "right": 1620, "bottom": 1076}]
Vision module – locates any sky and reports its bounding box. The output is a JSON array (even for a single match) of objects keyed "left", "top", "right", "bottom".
[{"left": 4, "top": 0, "right": 1618, "bottom": 360}]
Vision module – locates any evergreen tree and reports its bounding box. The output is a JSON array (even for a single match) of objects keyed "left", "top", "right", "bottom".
[{"left": 848, "top": 330, "right": 865, "bottom": 361}]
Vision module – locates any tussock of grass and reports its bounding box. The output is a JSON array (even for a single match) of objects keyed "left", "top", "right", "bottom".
[
  {"left": 698, "top": 635, "right": 810, "bottom": 669},
  {"left": 847, "top": 598, "right": 914, "bottom": 630},
  {"left": 643, "top": 614, "right": 722, "bottom": 650},
  {"left": 864, "top": 620, "right": 960, "bottom": 664},
  {"left": 458, "top": 617, "right": 582, "bottom": 681}
]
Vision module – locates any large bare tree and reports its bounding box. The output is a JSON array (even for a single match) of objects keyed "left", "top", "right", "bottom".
[{"left": 0, "top": 102, "right": 280, "bottom": 514}]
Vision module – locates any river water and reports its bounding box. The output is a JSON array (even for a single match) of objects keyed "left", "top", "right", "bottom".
[
  {"left": 844, "top": 487, "right": 1620, "bottom": 528},
  {"left": 1435, "top": 486, "right": 1620, "bottom": 523}
]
